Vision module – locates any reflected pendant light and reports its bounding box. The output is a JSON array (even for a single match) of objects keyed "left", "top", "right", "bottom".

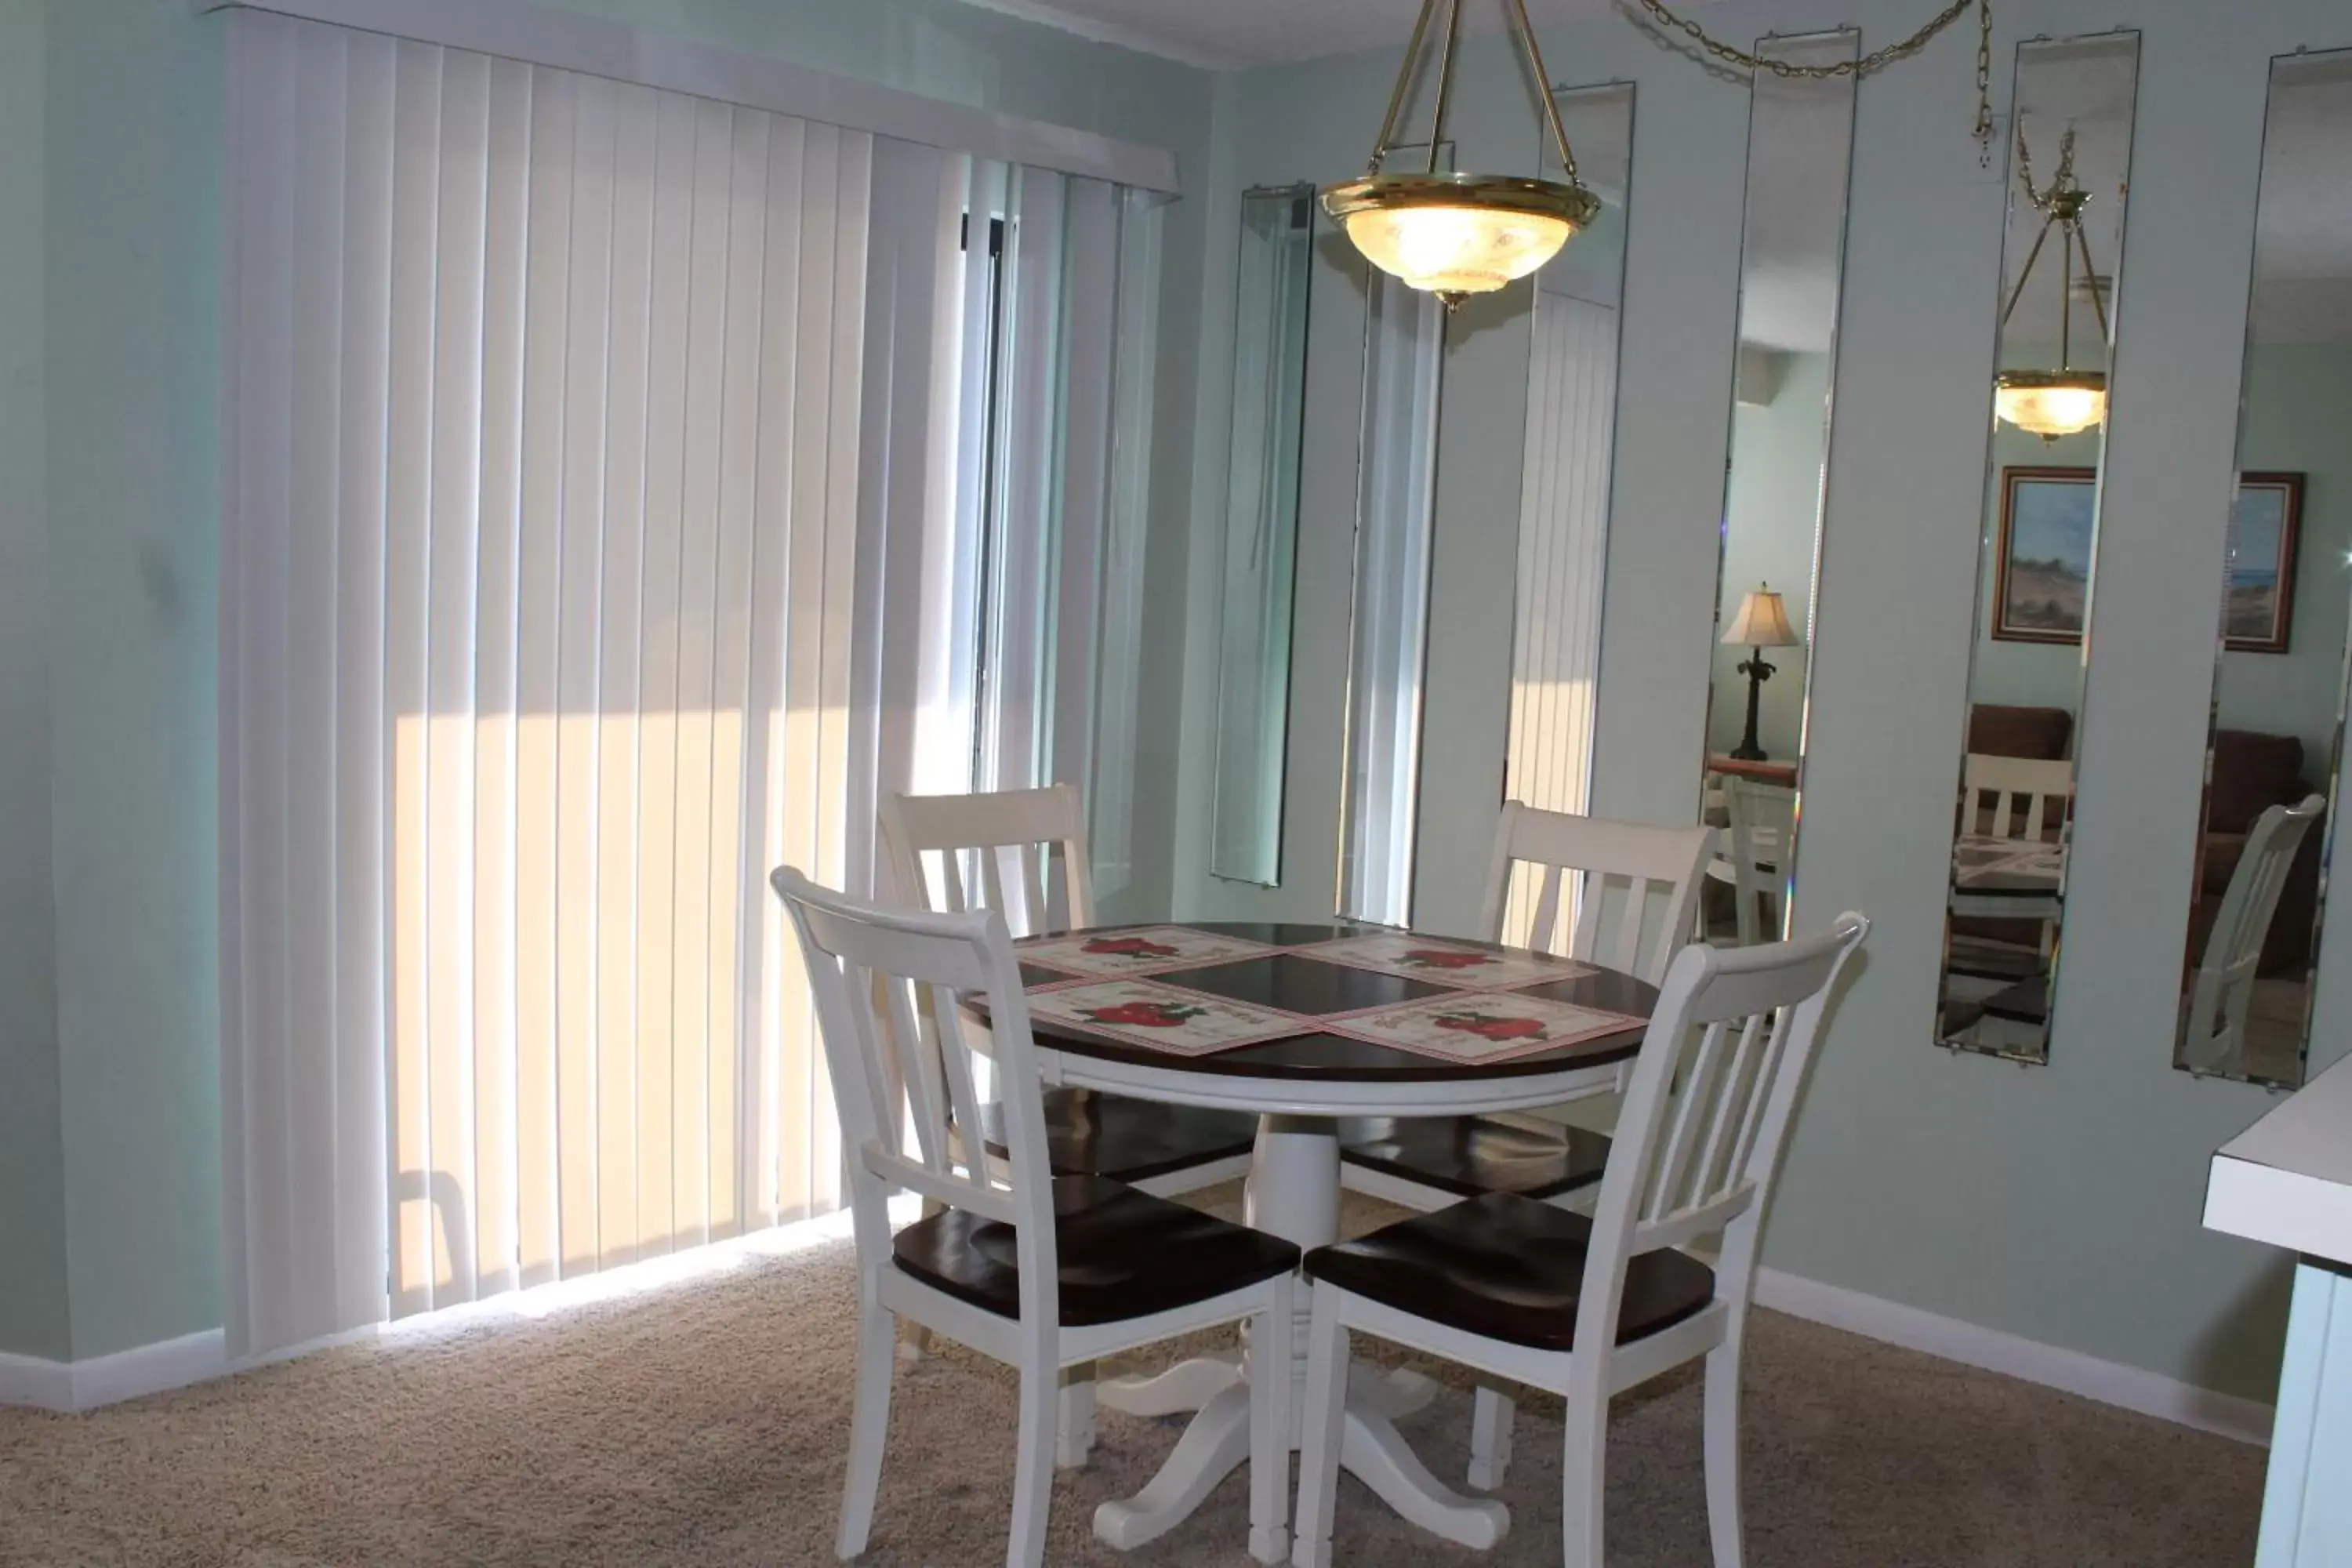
[
  {"left": 1994, "top": 126, "right": 2111, "bottom": 441},
  {"left": 1321, "top": 0, "right": 1601, "bottom": 310}
]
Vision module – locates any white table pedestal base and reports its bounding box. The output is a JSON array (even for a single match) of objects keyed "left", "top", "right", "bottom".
[{"left": 1091, "top": 1116, "right": 1507, "bottom": 1554}]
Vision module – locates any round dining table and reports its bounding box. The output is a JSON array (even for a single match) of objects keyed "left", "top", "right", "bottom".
[{"left": 971, "top": 920, "right": 1657, "bottom": 1553}]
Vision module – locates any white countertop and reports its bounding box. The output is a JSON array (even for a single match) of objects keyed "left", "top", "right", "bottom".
[{"left": 2205, "top": 1051, "right": 2352, "bottom": 1263}]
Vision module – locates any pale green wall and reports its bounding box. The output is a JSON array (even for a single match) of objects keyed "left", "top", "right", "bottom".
[
  {"left": 1709, "top": 350, "right": 1831, "bottom": 762},
  {"left": 1172, "top": 0, "right": 2352, "bottom": 1403},
  {"left": 2, "top": 0, "right": 1210, "bottom": 1361},
  {"left": 44, "top": 0, "right": 229, "bottom": 1367},
  {"left": 0, "top": 0, "right": 71, "bottom": 1365}
]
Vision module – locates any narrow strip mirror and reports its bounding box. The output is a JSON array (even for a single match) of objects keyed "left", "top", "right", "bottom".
[
  {"left": 1936, "top": 32, "right": 2140, "bottom": 1062},
  {"left": 1210, "top": 184, "right": 1317, "bottom": 886},
  {"left": 2174, "top": 48, "right": 2352, "bottom": 1087},
  {"left": 1498, "top": 82, "right": 1636, "bottom": 947},
  {"left": 1697, "top": 31, "right": 1859, "bottom": 947},
  {"left": 1334, "top": 262, "right": 1444, "bottom": 926}
]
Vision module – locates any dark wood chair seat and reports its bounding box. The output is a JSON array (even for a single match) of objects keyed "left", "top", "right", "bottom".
[
  {"left": 973, "top": 1087, "right": 1258, "bottom": 1185},
  {"left": 1302, "top": 1190, "right": 1715, "bottom": 1352},
  {"left": 892, "top": 1174, "right": 1300, "bottom": 1327},
  {"left": 1340, "top": 1114, "right": 1610, "bottom": 1202}
]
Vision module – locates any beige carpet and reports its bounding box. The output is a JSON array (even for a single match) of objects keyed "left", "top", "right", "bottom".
[{"left": 0, "top": 1190, "right": 2264, "bottom": 1567}]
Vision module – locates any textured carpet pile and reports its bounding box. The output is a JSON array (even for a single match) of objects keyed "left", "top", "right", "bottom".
[{"left": 0, "top": 1192, "right": 2263, "bottom": 1566}]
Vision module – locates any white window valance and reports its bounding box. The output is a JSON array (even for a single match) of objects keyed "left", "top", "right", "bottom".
[{"left": 196, "top": 0, "right": 1182, "bottom": 195}]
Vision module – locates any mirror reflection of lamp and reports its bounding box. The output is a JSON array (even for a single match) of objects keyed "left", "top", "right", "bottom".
[{"left": 1722, "top": 583, "right": 1802, "bottom": 761}]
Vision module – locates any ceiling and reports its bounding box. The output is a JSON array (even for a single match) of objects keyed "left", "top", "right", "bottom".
[{"left": 961, "top": 0, "right": 1702, "bottom": 68}]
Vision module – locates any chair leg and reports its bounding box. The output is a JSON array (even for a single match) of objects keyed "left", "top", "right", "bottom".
[
  {"left": 1468, "top": 1385, "right": 1515, "bottom": 1490},
  {"left": 1559, "top": 1393, "right": 1606, "bottom": 1568},
  {"left": 837, "top": 1298, "right": 896, "bottom": 1560},
  {"left": 1704, "top": 1341, "right": 1744, "bottom": 1568},
  {"left": 1248, "top": 1276, "right": 1295, "bottom": 1566},
  {"left": 1057, "top": 1364, "right": 1097, "bottom": 1469},
  {"left": 1007, "top": 1357, "right": 1058, "bottom": 1568},
  {"left": 1290, "top": 1285, "right": 1348, "bottom": 1568}
]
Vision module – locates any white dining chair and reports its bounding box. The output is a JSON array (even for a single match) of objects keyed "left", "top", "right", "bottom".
[
  {"left": 1293, "top": 913, "right": 1869, "bottom": 1568},
  {"left": 1483, "top": 800, "right": 1717, "bottom": 978},
  {"left": 772, "top": 869, "right": 1299, "bottom": 1568},
  {"left": 1961, "top": 752, "right": 2073, "bottom": 841},
  {"left": 879, "top": 784, "right": 1259, "bottom": 1466},
  {"left": 1338, "top": 804, "right": 1715, "bottom": 1484},
  {"left": 2183, "top": 793, "right": 2324, "bottom": 1073},
  {"left": 1340, "top": 803, "right": 1713, "bottom": 1216}
]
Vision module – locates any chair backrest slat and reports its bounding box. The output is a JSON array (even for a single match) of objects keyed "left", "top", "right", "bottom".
[
  {"left": 1479, "top": 802, "right": 1714, "bottom": 984},
  {"left": 1643, "top": 1018, "right": 1729, "bottom": 1225},
  {"left": 881, "top": 784, "right": 1096, "bottom": 937},
  {"left": 1962, "top": 753, "right": 2072, "bottom": 843},
  {"left": 775, "top": 869, "right": 1058, "bottom": 1298},
  {"left": 1573, "top": 913, "right": 1868, "bottom": 1355}
]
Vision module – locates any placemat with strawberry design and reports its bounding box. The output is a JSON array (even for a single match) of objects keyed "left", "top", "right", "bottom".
[
  {"left": 1014, "top": 925, "right": 1283, "bottom": 978},
  {"left": 1323, "top": 990, "right": 1645, "bottom": 1065},
  {"left": 1303, "top": 933, "right": 1597, "bottom": 992},
  {"left": 1020, "top": 978, "right": 1308, "bottom": 1057}
]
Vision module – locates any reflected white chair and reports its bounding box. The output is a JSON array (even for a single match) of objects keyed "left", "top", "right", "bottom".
[
  {"left": 1714, "top": 775, "right": 1796, "bottom": 946},
  {"left": 772, "top": 869, "right": 1300, "bottom": 1568},
  {"left": 880, "top": 784, "right": 1259, "bottom": 1465},
  {"left": 1961, "top": 752, "right": 2073, "bottom": 840},
  {"left": 2183, "top": 793, "right": 2324, "bottom": 1073},
  {"left": 1292, "top": 914, "right": 1870, "bottom": 1568}
]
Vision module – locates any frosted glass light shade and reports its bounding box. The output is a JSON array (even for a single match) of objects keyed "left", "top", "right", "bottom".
[
  {"left": 1324, "top": 172, "right": 1599, "bottom": 306},
  {"left": 1994, "top": 370, "right": 2108, "bottom": 439},
  {"left": 1343, "top": 205, "right": 1572, "bottom": 298}
]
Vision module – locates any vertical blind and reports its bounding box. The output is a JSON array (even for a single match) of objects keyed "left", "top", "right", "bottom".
[
  {"left": 1501, "top": 292, "right": 1621, "bottom": 947},
  {"left": 220, "top": 9, "right": 1159, "bottom": 1358}
]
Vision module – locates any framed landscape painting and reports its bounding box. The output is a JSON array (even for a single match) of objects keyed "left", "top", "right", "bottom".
[
  {"left": 2223, "top": 472, "right": 2304, "bottom": 654},
  {"left": 1993, "top": 466, "right": 2097, "bottom": 644}
]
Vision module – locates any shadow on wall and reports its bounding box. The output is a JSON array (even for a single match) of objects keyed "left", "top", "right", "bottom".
[{"left": 2185, "top": 1253, "right": 2295, "bottom": 1402}]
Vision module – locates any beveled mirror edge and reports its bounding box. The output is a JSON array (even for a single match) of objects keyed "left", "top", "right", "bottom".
[
  {"left": 1208, "top": 180, "right": 1319, "bottom": 890},
  {"left": 1935, "top": 28, "right": 2143, "bottom": 1066},
  {"left": 2171, "top": 45, "right": 2352, "bottom": 1091},
  {"left": 1697, "top": 28, "right": 1862, "bottom": 947}
]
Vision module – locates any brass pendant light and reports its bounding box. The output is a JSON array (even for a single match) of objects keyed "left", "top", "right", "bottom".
[
  {"left": 1321, "top": 0, "right": 1600, "bottom": 310},
  {"left": 1994, "top": 126, "right": 2111, "bottom": 441}
]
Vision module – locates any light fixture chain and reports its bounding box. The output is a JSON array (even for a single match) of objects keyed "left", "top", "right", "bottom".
[
  {"left": 1974, "top": 0, "right": 1994, "bottom": 162},
  {"left": 1632, "top": 0, "right": 1994, "bottom": 158}
]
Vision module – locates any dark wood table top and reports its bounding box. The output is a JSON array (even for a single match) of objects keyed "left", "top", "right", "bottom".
[{"left": 975, "top": 921, "right": 1657, "bottom": 1084}]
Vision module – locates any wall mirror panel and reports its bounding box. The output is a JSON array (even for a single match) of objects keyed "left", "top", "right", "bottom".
[
  {"left": 1210, "top": 184, "right": 1317, "bottom": 886},
  {"left": 1336, "top": 176, "right": 1446, "bottom": 927},
  {"left": 1935, "top": 32, "right": 2140, "bottom": 1063},
  {"left": 1697, "top": 31, "right": 1859, "bottom": 948},
  {"left": 1499, "top": 81, "right": 1637, "bottom": 946},
  {"left": 2173, "top": 49, "right": 2352, "bottom": 1088}
]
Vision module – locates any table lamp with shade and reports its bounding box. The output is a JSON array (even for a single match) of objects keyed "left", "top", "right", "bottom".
[{"left": 1722, "top": 583, "right": 1802, "bottom": 761}]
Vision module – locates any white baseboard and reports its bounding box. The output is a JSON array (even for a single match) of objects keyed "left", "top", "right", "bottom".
[
  {"left": 1754, "top": 1266, "right": 2277, "bottom": 1447},
  {"left": 69, "top": 1330, "right": 229, "bottom": 1410},
  {"left": 0, "top": 1350, "right": 77, "bottom": 1413},
  {"left": 0, "top": 1330, "right": 230, "bottom": 1414}
]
